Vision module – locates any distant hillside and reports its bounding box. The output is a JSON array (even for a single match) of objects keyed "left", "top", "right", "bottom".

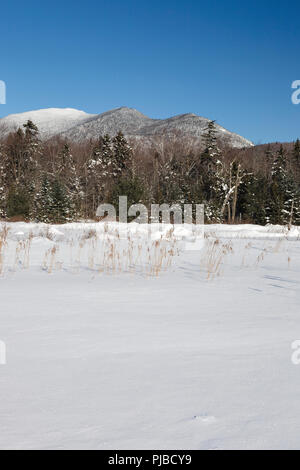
[{"left": 0, "top": 107, "right": 253, "bottom": 149}]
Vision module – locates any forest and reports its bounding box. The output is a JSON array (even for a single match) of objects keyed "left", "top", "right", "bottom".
[{"left": 0, "top": 119, "right": 299, "bottom": 225}]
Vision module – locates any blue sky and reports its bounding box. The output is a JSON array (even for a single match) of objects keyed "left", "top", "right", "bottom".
[{"left": 0, "top": 0, "right": 299, "bottom": 144}]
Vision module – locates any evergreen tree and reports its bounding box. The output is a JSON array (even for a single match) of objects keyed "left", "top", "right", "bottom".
[
  {"left": 112, "top": 131, "right": 132, "bottom": 178},
  {"left": 22, "top": 120, "right": 41, "bottom": 182},
  {"left": 110, "top": 175, "right": 147, "bottom": 215},
  {"left": 6, "top": 185, "right": 30, "bottom": 219},
  {"left": 50, "top": 178, "right": 75, "bottom": 224},
  {"left": 56, "top": 144, "right": 79, "bottom": 191},
  {"left": 239, "top": 173, "right": 269, "bottom": 225},
  {"left": 266, "top": 146, "right": 299, "bottom": 225},
  {"left": 293, "top": 139, "right": 300, "bottom": 181},
  {"left": 5, "top": 120, "right": 42, "bottom": 214},
  {"left": 184, "top": 121, "right": 226, "bottom": 222},
  {"left": 31, "top": 174, "right": 53, "bottom": 223},
  {"left": 85, "top": 135, "right": 115, "bottom": 215},
  {"left": 31, "top": 174, "right": 76, "bottom": 224},
  {"left": 24, "top": 120, "right": 39, "bottom": 140},
  {"left": 87, "top": 135, "right": 113, "bottom": 182},
  {"left": 98, "top": 134, "right": 114, "bottom": 175},
  {"left": 201, "top": 120, "right": 221, "bottom": 166},
  {"left": 55, "top": 144, "right": 80, "bottom": 216},
  {"left": 293, "top": 139, "right": 300, "bottom": 165},
  {"left": 154, "top": 156, "right": 188, "bottom": 205},
  {"left": 199, "top": 121, "right": 226, "bottom": 221}
]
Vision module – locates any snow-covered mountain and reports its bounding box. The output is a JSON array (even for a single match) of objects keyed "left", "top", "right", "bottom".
[
  {"left": 0, "top": 107, "right": 253, "bottom": 148},
  {"left": 0, "top": 108, "right": 96, "bottom": 139}
]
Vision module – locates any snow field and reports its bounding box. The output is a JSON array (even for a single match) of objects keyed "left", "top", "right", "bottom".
[{"left": 0, "top": 222, "right": 300, "bottom": 449}]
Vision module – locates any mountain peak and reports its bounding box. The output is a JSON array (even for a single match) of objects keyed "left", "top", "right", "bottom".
[{"left": 109, "top": 107, "right": 150, "bottom": 118}]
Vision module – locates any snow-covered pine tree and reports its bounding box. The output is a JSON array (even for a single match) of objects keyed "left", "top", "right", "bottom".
[
  {"left": 201, "top": 120, "right": 220, "bottom": 164},
  {"left": 50, "top": 178, "right": 75, "bottom": 224},
  {"left": 99, "top": 134, "right": 114, "bottom": 176},
  {"left": 24, "top": 119, "right": 39, "bottom": 139},
  {"left": 85, "top": 135, "right": 115, "bottom": 215},
  {"left": 56, "top": 144, "right": 79, "bottom": 191},
  {"left": 22, "top": 120, "right": 40, "bottom": 182},
  {"left": 55, "top": 144, "right": 80, "bottom": 217},
  {"left": 2, "top": 123, "right": 40, "bottom": 219},
  {"left": 153, "top": 156, "right": 185, "bottom": 205},
  {"left": 31, "top": 174, "right": 53, "bottom": 223},
  {"left": 106, "top": 132, "right": 138, "bottom": 213},
  {"left": 266, "top": 146, "right": 299, "bottom": 225},
  {"left": 194, "top": 120, "right": 226, "bottom": 222},
  {"left": 267, "top": 146, "right": 287, "bottom": 224},
  {"left": 2, "top": 120, "right": 40, "bottom": 211},
  {"left": 9, "top": 120, "right": 42, "bottom": 215},
  {"left": 87, "top": 135, "right": 114, "bottom": 182}
]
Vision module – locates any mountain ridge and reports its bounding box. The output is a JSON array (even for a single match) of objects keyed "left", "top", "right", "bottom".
[{"left": 0, "top": 107, "right": 254, "bottom": 148}]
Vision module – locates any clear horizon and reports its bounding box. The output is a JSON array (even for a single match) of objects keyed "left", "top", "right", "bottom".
[{"left": 1, "top": 0, "right": 300, "bottom": 145}]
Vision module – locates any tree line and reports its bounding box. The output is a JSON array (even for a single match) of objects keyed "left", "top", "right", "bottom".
[{"left": 0, "top": 119, "right": 299, "bottom": 225}]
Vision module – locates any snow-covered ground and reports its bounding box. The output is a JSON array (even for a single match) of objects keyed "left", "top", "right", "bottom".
[{"left": 0, "top": 222, "right": 300, "bottom": 450}]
